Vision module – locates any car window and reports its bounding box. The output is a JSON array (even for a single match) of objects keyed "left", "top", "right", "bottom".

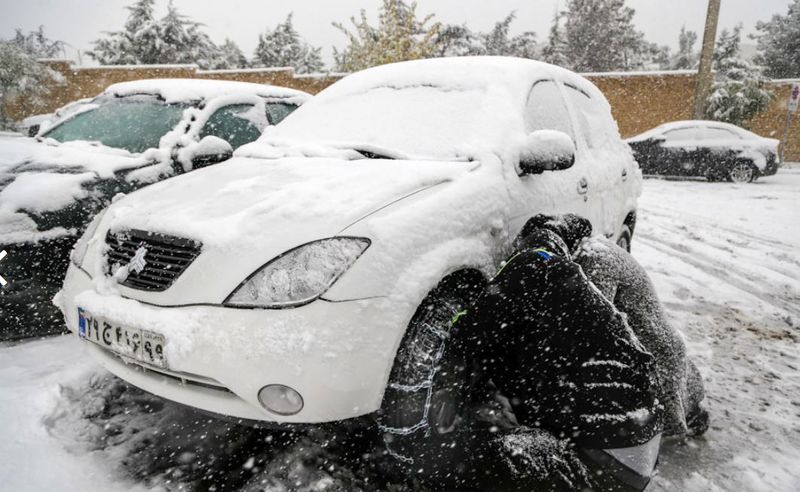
[
  {"left": 663, "top": 127, "right": 699, "bottom": 141},
  {"left": 563, "top": 83, "right": 618, "bottom": 149},
  {"left": 266, "top": 102, "right": 299, "bottom": 125},
  {"left": 525, "top": 80, "right": 575, "bottom": 140},
  {"left": 704, "top": 127, "right": 740, "bottom": 140},
  {"left": 42, "top": 96, "right": 187, "bottom": 154},
  {"left": 199, "top": 104, "right": 264, "bottom": 150}
]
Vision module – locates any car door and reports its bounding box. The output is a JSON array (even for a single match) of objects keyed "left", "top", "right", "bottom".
[
  {"left": 696, "top": 125, "right": 741, "bottom": 174},
  {"left": 506, "top": 79, "right": 591, "bottom": 240},
  {"left": 562, "top": 83, "right": 628, "bottom": 238},
  {"left": 660, "top": 126, "right": 701, "bottom": 176}
]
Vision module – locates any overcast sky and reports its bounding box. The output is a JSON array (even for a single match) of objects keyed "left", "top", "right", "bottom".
[{"left": 0, "top": 0, "right": 793, "bottom": 65}]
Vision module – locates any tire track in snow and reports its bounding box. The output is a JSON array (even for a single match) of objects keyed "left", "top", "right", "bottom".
[{"left": 636, "top": 229, "right": 800, "bottom": 319}]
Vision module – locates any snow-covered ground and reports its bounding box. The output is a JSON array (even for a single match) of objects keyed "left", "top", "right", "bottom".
[{"left": 1, "top": 168, "right": 799, "bottom": 491}]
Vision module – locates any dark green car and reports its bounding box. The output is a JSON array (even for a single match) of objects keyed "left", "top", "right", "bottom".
[{"left": 0, "top": 79, "right": 309, "bottom": 340}]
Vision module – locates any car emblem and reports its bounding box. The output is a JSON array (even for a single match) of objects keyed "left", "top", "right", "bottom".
[
  {"left": 117, "top": 232, "right": 130, "bottom": 242},
  {"left": 128, "top": 246, "right": 148, "bottom": 274}
]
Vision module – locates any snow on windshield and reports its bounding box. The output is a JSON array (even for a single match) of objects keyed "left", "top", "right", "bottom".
[
  {"left": 42, "top": 96, "right": 188, "bottom": 154},
  {"left": 258, "top": 62, "right": 528, "bottom": 160}
]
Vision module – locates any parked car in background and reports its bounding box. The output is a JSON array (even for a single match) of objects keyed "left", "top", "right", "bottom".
[
  {"left": 0, "top": 79, "right": 309, "bottom": 340},
  {"left": 58, "top": 57, "right": 641, "bottom": 447},
  {"left": 627, "top": 120, "right": 780, "bottom": 183}
]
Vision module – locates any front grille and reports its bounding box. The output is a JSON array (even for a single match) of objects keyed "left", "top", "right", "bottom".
[{"left": 106, "top": 229, "right": 202, "bottom": 291}]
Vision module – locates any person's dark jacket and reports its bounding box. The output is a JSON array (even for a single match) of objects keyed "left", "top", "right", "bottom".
[{"left": 450, "top": 238, "right": 661, "bottom": 450}]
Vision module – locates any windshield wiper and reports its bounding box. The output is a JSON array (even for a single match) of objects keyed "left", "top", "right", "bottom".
[{"left": 354, "top": 149, "right": 395, "bottom": 160}]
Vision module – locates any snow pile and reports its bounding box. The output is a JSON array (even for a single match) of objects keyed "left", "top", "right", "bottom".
[
  {"left": 0, "top": 337, "right": 150, "bottom": 492},
  {"left": 0, "top": 171, "right": 95, "bottom": 213},
  {"left": 0, "top": 136, "right": 144, "bottom": 179},
  {"left": 497, "top": 428, "right": 590, "bottom": 488}
]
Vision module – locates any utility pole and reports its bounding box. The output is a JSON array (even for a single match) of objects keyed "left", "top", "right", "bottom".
[{"left": 693, "top": 0, "right": 722, "bottom": 120}]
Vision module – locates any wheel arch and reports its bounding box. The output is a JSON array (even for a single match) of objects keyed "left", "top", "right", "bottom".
[{"left": 378, "top": 267, "right": 488, "bottom": 407}]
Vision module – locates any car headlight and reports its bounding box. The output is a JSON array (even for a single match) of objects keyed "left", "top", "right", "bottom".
[
  {"left": 70, "top": 209, "right": 106, "bottom": 268},
  {"left": 224, "top": 237, "right": 370, "bottom": 308}
]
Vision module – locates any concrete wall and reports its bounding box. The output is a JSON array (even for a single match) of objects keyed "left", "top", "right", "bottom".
[{"left": 6, "top": 60, "right": 799, "bottom": 160}]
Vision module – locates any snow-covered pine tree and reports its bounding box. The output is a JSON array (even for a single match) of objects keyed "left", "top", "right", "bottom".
[
  {"left": 333, "top": 0, "right": 439, "bottom": 72},
  {"left": 706, "top": 26, "right": 772, "bottom": 127},
  {"left": 545, "top": 0, "right": 661, "bottom": 72},
  {"left": 433, "top": 13, "right": 537, "bottom": 59},
  {"left": 11, "top": 26, "right": 64, "bottom": 58},
  {"left": 542, "top": 13, "right": 570, "bottom": 67},
  {"left": 0, "top": 41, "right": 63, "bottom": 129},
  {"left": 472, "top": 13, "right": 537, "bottom": 58},
  {"left": 253, "top": 14, "right": 323, "bottom": 74},
  {"left": 431, "top": 24, "right": 476, "bottom": 58},
  {"left": 89, "top": 0, "right": 232, "bottom": 69},
  {"left": 90, "top": 0, "right": 156, "bottom": 65},
  {"left": 670, "top": 26, "right": 698, "bottom": 70},
  {"left": 753, "top": 0, "right": 800, "bottom": 79},
  {"left": 208, "top": 39, "right": 248, "bottom": 70}
]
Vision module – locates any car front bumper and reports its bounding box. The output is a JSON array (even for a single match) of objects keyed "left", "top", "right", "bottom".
[{"left": 59, "top": 265, "right": 403, "bottom": 423}]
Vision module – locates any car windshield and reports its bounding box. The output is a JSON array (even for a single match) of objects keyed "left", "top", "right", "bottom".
[
  {"left": 268, "top": 84, "right": 513, "bottom": 160},
  {"left": 41, "top": 96, "right": 188, "bottom": 154}
]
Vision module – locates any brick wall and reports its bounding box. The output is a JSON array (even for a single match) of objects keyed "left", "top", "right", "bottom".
[{"left": 6, "top": 60, "right": 799, "bottom": 161}]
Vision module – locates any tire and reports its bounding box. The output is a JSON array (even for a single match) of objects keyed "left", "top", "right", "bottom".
[
  {"left": 379, "top": 272, "right": 483, "bottom": 468},
  {"left": 617, "top": 225, "right": 632, "bottom": 253},
  {"left": 728, "top": 161, "right": 756, "bottom": 183}
]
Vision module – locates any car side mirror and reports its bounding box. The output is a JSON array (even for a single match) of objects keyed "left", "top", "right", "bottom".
[
  {"left": 190, "top": 136, "right": 234, "bottom": 168},
  {"left": 519, "top": 130, "right": 576, "bottom": 175}
]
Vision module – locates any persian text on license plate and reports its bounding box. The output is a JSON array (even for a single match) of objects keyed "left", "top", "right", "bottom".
[{"left": 78, "top": 308, "right": 167, "bottom": 369}]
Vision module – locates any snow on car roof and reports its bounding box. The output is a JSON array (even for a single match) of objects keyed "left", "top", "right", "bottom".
[
  {"left": 318, "top": 56, "right": 585, "bottom": 101},
  {"left": 627, "top": 120, "right": 768, "bottom": 142},
  {"left": 104, "top": 78, "right": 310, "bottom": 104},
  {"left": 249, "top": 57, "right": 597, "bottom": 160}
]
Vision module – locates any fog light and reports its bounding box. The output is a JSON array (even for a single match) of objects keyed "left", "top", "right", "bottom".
[{"left": 258, "top": 384, "right": 304, "bottom": 416}]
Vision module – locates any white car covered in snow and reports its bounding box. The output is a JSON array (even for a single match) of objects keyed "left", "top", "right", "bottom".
[
  {"left": 59, "top": 57, "right": 641, "bottom": 427},
  {"left": 627, "top": 120, "right": 781, "bottom": 183},
  {"left": 1, "top": 79, "right": 309, "bottom": 340}
]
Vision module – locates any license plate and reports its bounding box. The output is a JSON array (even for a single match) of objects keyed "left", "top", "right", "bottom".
[{"left": 78, "top": 308, "right": 167, "bottom": 369}]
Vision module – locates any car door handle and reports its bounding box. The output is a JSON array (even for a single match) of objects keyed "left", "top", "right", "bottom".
[
  {"left": 622, "top": 168, "right": 628, "bottom": 181},
  {"left": 577, "top": 178, "right": 589, "bottom": 194}
]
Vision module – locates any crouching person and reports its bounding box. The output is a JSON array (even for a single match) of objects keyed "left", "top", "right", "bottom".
[
  {"left": 434, "top": 224, "right": 664, "bottom": 491},
  {"left": 525, "top": 214, "right": 709, "bottom": 438}
]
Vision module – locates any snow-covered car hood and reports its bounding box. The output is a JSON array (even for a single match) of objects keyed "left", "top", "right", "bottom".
[
  {"left": 0, "top": 136, "right": 148, "bottom": 180},
  {"left": 85, "top": 156, "right": 481, "bottom": 303},
  {"left": 0, "top": 137, "right": 156, "bottom": 243},
  {"left": 102, "top": 156, "right": 478, "bottom": 247}
]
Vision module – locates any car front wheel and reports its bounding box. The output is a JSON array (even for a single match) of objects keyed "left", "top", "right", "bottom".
[
  {"left": 378, "top": 272, "right": 483, "bottom": 472},
  {"left": 728, "top": 161, "right": 756, "bottom": 183}
]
